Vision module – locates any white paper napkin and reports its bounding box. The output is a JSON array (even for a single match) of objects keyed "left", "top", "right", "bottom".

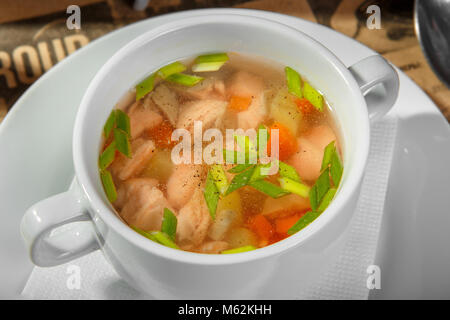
[
  {"left": 22, "top": 116, "right": 398, "bottom": 300},
  {"left": 293, "top": 116, "right": 398, "bottom": 299}
]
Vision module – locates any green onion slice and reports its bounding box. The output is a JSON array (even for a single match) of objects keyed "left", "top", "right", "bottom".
[
  {"left": 278, "top": 177, "right": 310, "bottom": 198},
  {"left": 204, "top": 170, "right": 220, "bottom": 220},
  {"left": 132, "top": 226, "right": 158, "bottom": 242},
  {"left": 256, "top": 124, "right": 270, "bottom": 154},
  {"left": 279, "top": 161, "right": 301, "bottom": 182},
  {"left": 132, "top": 227, "right": 179, "bottom": 249},
  {"left": 210, "top": 164, "right": 229, "bottom": 195},
  {"left": 249, "top": 179, "right": 289, "bottom": 198},
  {"left": 321, "top": 141, "right": 336, "bottom": 171},
  {"left": 99, "top": 141, "right": 116, "bottom": 171},
  {"left": 234, "top": 134, "right": 258, "bottom": 162},
  {"left": 228, "top": 163, "right": 253, "bottom": 174},
  {"left": 165, "top": 73, "right": 204, "bottom": 87},
  {"left": 100, "top": 170, "right": 117, "bottom": 203},
  {"left": 285, "top": 66, "right": 303, "bottom": 98},
  {"left": 287, "top": 211, "right": 321, "bottom": 235},
  {"left": 115, "top": 109, "right": 131, "bottom": 137},
  {"left": 113, "top": 128, "right": 132, "bottom": 158},
  {"left": 225, "top": 165, "right": 256, "bottom": 195},
  {"left": 151, "top": 231, "right": 179, "bottom": 249},
  {"left": 330, "top": 149, "right": 343, "bottom": 186},
  {"left": 135, "top": 73, "right": 156, "bottom": 101},
  {"left": 223, "top": 149, "right": 250, "bottom": 164},
  {"left": 103, "top": 110, "right": 116, "bottom": 138},
  {"left": 309, "top": 168, "right": 331, "bottom": 210},
  {"left": 303, "top": 81, "right": 324, "bottom": 111},
  {"left": 192, "top": 53, "right": 229, "bottom": 72},
  {"left": 316, "top": 187, "right": 337, "bottom": 213},
  {"left": 161, "top": 208, "right": 177, "bottom": 241},
  {"left": 157, "top": 61, "right": 187, "bottom": 79},
  {"left": 221, "top": 245, "right": 257, "bottom": 254},
  {"left": 249, "top": 163, "right": 271, "bottom": 182}
]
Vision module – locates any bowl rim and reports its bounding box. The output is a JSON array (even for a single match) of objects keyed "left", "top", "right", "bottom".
[{"left": 73, "top": 12, "right": 370, "bottom": 266}]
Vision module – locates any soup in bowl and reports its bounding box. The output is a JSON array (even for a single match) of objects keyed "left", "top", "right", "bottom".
[
  {"left": 21, "top": 11, "right": 398, "bottom": 298},
  {"left": 100, "top": 52, "right": 344, "bottom": 254}
]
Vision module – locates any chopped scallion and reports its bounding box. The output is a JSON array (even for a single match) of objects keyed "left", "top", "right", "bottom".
[
  {"left": 115, "top": 109, "right": 131, "bottom": 137},
  {"left": 151, "top": 231, "right": 179, "bottom": 249},
  {"left": 309, "top": 168, "right": 331, "bottom": 210},
  {"left": 157, "top": 61, "right": 187, "bottom": 79},
  {"left": 132, "top": 226, "right": 179, "bottom": 249},
  {"left": 204, "top": 170, "right": 220, "bottom": 220},
  {"left": 113, "top": 128, "right": 132, "bottom": 158},
  {"left": 303, "top": 81, "right": 324, "bottom": 111},
  {"left": 135, "top": 73, "right": 156, "bottom": 101},
  {"left": 285, "top": 66, "right": 303, "bottom": 98},
  {"left": 228, "top": 163, "right": 253, "bottom": 174},
  {"left": 161, "top": 208, "right": 177, "bottom": 242},
  {"left": 221, "top": 245, "right": 257, "bottom": 254},
  {"left": 100, "top": 170, "right": 117, "bottom": 203},
  {"left": 225, "top": 165, "right": 256, "bottom": 195},
  {"left": 192, "top": 53, "right": 229, "bottom": 72},
  {"left": 330, "top": 150, "right": 343, "bottom": 186},
  {"left": 278, "top": 177, "right": 310, "bottom": 198},
  {"left": 249, "top": 179, "right": 289, "bottom": 198},
  {"left": 249, "top": 163, "right": 271, "bottom": 182},
  {"left": 223, "top": 149, "right": 250, "bottom": 164},
  {"left": 99, "top": 141, "right": 116, "bottom": 170},
  {"left": 234, "top": 134, "right": 257, "bottom": 161},
  {"left": 316, "top": 188, "right": 337, "bottom": 213},
  {"left": 287, "top": 211, "right": 321, "bottom": 235},
  {"left": 321, "top": 141, "right": 335, "bottom": 171},
  {"left": 256, "top": 124, "right": 270, "bottom": 154},
  {"left": 279, "top": 161, "right": 301, "bottom": 182},
  {"left": 132, "top": 226, "right": 158, "bottom": 241},
  {"left": 210, "top": 164, "right": 229, "bottom": 195},
  {"left": 103, "top": 110, "right": 116, "bottom": 138},
  {"left": 165, "top": 73, "right": 204, "bottom": 87}
]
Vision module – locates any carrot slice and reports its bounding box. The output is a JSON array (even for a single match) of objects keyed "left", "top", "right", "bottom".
[
  {"left": 228, "top": 96, "right": 252, "bottom": 112},
  {"left": 147, "top": 120, "right": 175, "bottom": 149},
  {"left": 249, "top": 214, "right": 274, "bottom": 241},
  {"left": 275, "top": 212, "right": 305, "bottom": 235},
  {"left": 267, "top": 122, "right": 298, "bottom": 160},
  {"left": 295, "top": 98, "right": 316, "bottom": 115}
]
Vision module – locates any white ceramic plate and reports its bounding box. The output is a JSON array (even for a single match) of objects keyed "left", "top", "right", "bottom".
[{"left": 0, "top": 8, "right": 449, "bottom": 300}]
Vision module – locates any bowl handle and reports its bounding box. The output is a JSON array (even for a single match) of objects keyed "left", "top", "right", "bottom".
[
  {"left": 348, "top": 55, "right": 399, "bottom": 122},
  {"left": 20, "top": 182, "right": 99, "bottom": 267}
]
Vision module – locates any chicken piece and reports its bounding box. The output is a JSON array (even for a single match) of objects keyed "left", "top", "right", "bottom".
[
  {"left": 176, "top": 99, "right": 227, "bottom": 134},
  {"left": 287, "top": 125, "right": 337, "bottom": 181},
  {"left": 176, "top": 188, "right": 212, "bottom": 246},
  {"left": 236, "top": 94, "right": 267, "bottom": 130},
  {"left": 167, "top": 164, "right": 205, "bottom": 210},
  {"left": 120, "top": 185, "right": 171, "bottom": 231},
  {"left": 261, "top": 193, "right": 311, "bottom": 219},
  {"left": 306, "top": 125, "right": 337, "bottom": 151},
  {"left": 227, "top": 70, "right": 264, "bottom": 98},
  {"left": 151, "top": 84, "right": 179, "bottom": 127},
  {"left": 110, "top": 139, "right": 156, "bottom": 181},
  {"left": 115, "top": 177, "right": 159, "bottom": 210},
  {"left": 197, "top": 241, "right": 229, "bottom": 254},
  {"left": 128, "top": 100, "right": 163, "bottom": 139},
  {"left": 177, "top": 77, "right": 226, "bottom": 101}
]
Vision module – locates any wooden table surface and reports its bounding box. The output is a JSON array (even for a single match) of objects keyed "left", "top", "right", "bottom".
[{"left": 0, "top": 0, "right": 449, "bottom": 122}]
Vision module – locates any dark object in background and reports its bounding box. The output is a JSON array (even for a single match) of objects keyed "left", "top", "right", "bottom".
[{"left": 415, "top": 0, "right": 450, "bottom": 88}]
